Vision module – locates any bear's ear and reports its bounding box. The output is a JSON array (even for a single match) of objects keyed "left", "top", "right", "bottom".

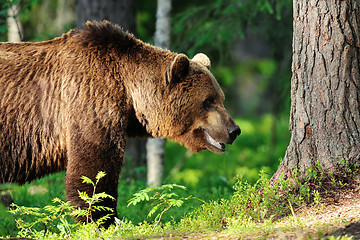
[
  {"left": 192, "top": 53, "right": 211, "bottom": 69},
  {"left": 169, "top": 54, "right": 190, "bottom": 84}
]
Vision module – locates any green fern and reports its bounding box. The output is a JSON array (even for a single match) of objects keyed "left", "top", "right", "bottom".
[
  {"left": 128, "top": 184, "right": 197, "bottom": 229},
  {"left": 9, "top": 171, "right": 115, "bottom": 238}
]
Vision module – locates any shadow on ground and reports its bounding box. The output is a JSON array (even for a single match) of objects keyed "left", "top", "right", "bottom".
[{"left": 325, "top": 221, "right": 360, "bottom": 239}]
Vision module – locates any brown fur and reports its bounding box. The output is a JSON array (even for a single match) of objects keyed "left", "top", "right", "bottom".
[{"left": 0, "top": 20, "right": 239, "bottom": 226}]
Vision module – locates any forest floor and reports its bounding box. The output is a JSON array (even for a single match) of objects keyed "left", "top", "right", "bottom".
[
  {"left": 261, "top": 189, "right": 360, "bottom": 240},
  {"left": 158, "top": 189, "right": 360, "bottom": 239}
]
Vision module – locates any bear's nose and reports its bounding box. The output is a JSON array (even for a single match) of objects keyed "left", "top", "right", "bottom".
[{"left": 228, "top": 125, "right": 241, "bottom": 144}]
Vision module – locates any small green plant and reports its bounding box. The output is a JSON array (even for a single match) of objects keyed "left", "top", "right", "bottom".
[
  {"left": 288, "top": 198, "right": 300, "bottom": 225},
  {"left": 73, "top": 171, "right": 115, "bottom": 226},
  {"left": 339, "top": 158, "right": 348, "bottom": 169},
  {"left": 128, "top": 184, "right": 197, "bottom": 229},
  {"left": 339, "top": 158, "right": 359, "bottom": 176},
  {"left": 10, "top": 198, "right": 77, "bottom": 238},
  {"left": 307, "top": 167, "right": 318, "bottom": 180},
  {"left": 331, "top": 176, "right": 337, "bottom": 186},
  {"left": 312, "top": 190, "right": 322, "bottom": 206},
  {"left": 9, "top": 171, "right": 114, "bottom": 239},
  {"left": 354, "top": 162, "right": 359, "bottom": 170}
]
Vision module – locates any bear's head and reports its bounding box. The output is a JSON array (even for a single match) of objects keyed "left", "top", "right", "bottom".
[{"left": 131, "top": 53, "right": 240, "bottom": 153}]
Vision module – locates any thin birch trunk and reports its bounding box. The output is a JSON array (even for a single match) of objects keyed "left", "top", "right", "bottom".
[
  {"left": 147, "top": 0, "right": 172, "bottom": 187},
  {"left": 7, "top": 2, "right": 22, "bottom": 42}
]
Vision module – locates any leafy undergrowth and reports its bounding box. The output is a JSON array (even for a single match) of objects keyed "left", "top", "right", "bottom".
[{"left": 1, "top": 167, "right": 360, "bottom": 240}]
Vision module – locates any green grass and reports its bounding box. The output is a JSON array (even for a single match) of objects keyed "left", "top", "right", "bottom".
[
  {"left": 2, "top": 169, "right": 354, "bottom": 239},
  {"left": 0, "top": 114, "right": 291, "bottom": 238}
]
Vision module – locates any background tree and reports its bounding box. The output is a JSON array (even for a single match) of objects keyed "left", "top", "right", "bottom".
[
  {"left": 76, "top": 0, "right": 135, "bottom": 31},
  {"left": 271, "top": 0, "right": 360, "bottom": 181},
  {"left": 146, "top": 0, "right": 172, "bottom": 187},
  {"left": 6, "top": 1, "right": 22, "bottom": 42},
  {"left": 15, "top": 0, "right": 76, "bottom": 41}
]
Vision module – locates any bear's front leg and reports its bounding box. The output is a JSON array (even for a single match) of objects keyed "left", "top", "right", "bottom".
[{"left": 65, "top": 128, "right": 125, "bottom": 227}]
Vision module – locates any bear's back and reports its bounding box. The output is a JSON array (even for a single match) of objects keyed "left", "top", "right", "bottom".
[{"left": 0, "top": 40, "right": 69, "bottom": 183}]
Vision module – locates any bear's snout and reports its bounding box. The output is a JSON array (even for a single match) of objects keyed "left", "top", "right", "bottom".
[{"left": 227, "top": 125, "right": 241, "bottom": 144}]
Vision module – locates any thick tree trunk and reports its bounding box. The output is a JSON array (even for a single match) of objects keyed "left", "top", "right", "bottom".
[
  {"left": 272, "top": 0, "right": 360, "bottom": 181},
  {"left": 146, "top": 0, "right": 172, "bottom": 187}
]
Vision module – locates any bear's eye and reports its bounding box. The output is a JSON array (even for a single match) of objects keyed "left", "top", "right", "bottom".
[{"left": 203, "top": 97, "right": 215, "bottom": 110}]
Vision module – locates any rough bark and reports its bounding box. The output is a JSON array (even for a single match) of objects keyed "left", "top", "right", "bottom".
[
  {"left": 272, "top": 0, "right": 360, "bottom": 181},
  {"left": 76, "top": 0, "right": 135, "bottom": 32},
  {"left": 147, "top": 0, "right": 172, "bottom": 187}
]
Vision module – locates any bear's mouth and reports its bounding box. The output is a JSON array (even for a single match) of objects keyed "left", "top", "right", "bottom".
[{"left": 203, "top": 130, "right": 226, "bottom": 153}]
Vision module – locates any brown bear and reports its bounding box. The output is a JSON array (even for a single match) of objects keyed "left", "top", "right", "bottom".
[{"left": 0, "top": 20, "right": 240, "bottom": 226}]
